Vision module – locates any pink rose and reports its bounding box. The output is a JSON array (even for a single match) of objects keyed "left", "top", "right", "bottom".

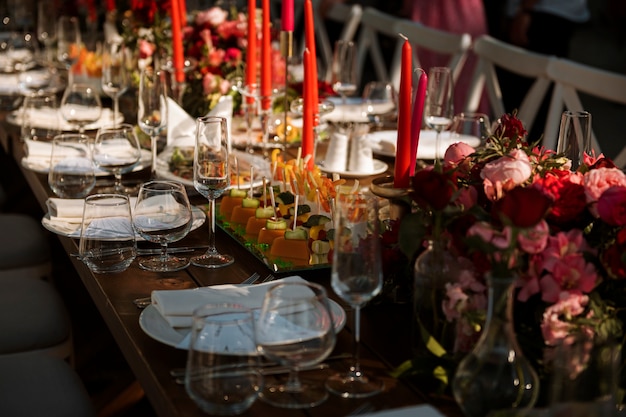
[
  {"left": 443, "top": 283, "right": 468, "bottom": 322},
  {"left": 218, "top": 78, "right": 231, "bottom": 95},
  {"left": 138, "top": 39, "right": 156, "bottom": 59},
  {"left": 444, "top": 142, "right": 475, "bottom": 165},
  {"left": 540, "top": 253, "right": 597, "bottom": 303},
  {"left": 517, "top": 219, "right": 549, "bottom": 254},
  {"left": 541, "top": 292, "right": 589, "bottom": 346},
  {"left": 202, "top": 73, "right": 218, "bottom": 95},
  {"left": 481, "top": 149, "right": 532, "bottom": 196},
  {"left": 597, "top": 186, "right": 626, "bottom": 226},
  {"left": 583, "top": 167, "right": 626, "bottom": 216},
  {"left": 208, "top": 48, "right": 226, "bottom": 67},
  {"left": 196, "top": 7, "right": 228, "bottom": 27}
]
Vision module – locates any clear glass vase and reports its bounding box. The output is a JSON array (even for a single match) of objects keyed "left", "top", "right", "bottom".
[{"left": 452, "top": 274, "right": 539, "bottom": 417}]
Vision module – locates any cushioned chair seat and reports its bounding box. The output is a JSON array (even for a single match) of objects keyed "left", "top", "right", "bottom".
[
  {"left": 0, "top": 213, "right": 52, "bottom": 280},
  {"left": 0, "top": 276, "right": 72, "bottom": 360},
  {"left": 0, "top": 354, "right": 95, "bottom": 417}
]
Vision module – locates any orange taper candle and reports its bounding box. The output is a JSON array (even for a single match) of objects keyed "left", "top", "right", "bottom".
[
  {"left": 302, "top": 49, "right": 314, "bottom": 170},
  {"left": 170, "top": 0, "right": 184, "bottom": 83},
  {"left": 304, "top": 0, "right": 319, "bottom": 125},
  {"left": 260, "top": 0, "right": 272, "bottom": 110},
  {"left": 245, "top": 0, "right": 257, "bottom": 104},
  {"left": 394, "top": 37, "right": 412, "bottom": 188}
]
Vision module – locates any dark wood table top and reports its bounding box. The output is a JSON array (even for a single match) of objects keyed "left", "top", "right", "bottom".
[{"left": 0, "top": 114, "right": 460, "bottom": 417}]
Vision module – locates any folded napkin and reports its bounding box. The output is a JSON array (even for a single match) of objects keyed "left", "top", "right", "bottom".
[
  {"left": 47, "top": 197, "right": 139, "bottom": 224},
  {"left": 348, "top": 129, "right": 374, "bottom": 173},
  {"left": 152, "top": 275, "right": 306, "bottom": 328},
  {"left": 0, "top": 69, "right": 50, "bottom": 93},
  {"left": 167, "top": 95, "right": 234, "bottom": 150},
  {"left": 358, "top": 405, "right": 445, "bottom": 417},
  {"left": 13, "top": 107, "right": 118, "bottom": 131},
  {"left": 324, "top": 132, "right": 349, "bottom": 172}
]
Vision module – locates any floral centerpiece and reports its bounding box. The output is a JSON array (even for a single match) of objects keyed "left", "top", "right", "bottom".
[{"left": 391, "top": 112, "right": 626, "bottom": 407}]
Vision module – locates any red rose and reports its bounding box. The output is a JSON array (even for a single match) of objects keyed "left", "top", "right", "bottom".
[
  {"left": 493, "top": 186, "right": 551, "bottom": 228},
  {"left": 494, "top": 113, "right": 527, "bottom": 141},
  {"left": 410, "top": 168, "right": 457, "bottom": 211},
  {"left": 601, "top": 229, "right": 626, "bottom": 279},
  {"left": 597, "top": 186, "right": 626, "bottom": 226},
  {"left": 533, "top": 170, "right": 587, "bottom": 224}
]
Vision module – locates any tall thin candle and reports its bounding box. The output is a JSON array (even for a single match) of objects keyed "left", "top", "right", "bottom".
[
  {"left": 245, "top": 0, "right": 257, "bottom": 105},
  {"left": 106, "top": 0, "right": 115, "bottom": 12},
  {"left": 281, "top": 0, "right": 294, "bottom": 31},
  {"left": 302, "top": 49, "right": 314, "bottom": 170},
  {"left": 260, "top": 0, "right": 272, "bottom": 110},
  {"left": 170, "top": 0, "right": 185, "bottom": 83},
  {"left": 410, "top": 68, "right": 427, "bottom": 176},
  {"left": 179, "top": 0, "right": 187, "bottom": 28},
  {"left": 394, "top": 36, "right": 412, "bottom": 188},
  {"left": 304, "top": 0, "right": 319, "bottom": 125}
]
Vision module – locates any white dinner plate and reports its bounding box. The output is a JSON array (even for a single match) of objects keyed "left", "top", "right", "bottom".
[
  {"left": 318, "top": 159, "right": 389, "bottom": 179},
  {"left": 139, "top": 297, "right": 347, "bottom": 350},
  {"left": 41, "top": 205, "right": 206, "bottom": 239},
  {"left": 7, "top": 107, "right": 124, "bottom": 131},
  {"left": 367, "top": 130, "right": 482, "bottom": 160},
  {"left": 156, "top": 147, "right": 271, "bottom": 190},
  {"left": 21, "top": 149, "right": 152, "bottom": 176}
]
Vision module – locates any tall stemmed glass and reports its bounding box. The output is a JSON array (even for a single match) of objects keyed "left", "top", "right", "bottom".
[
  {"left": 331, "top": 40, "right": 357, "bottom": 107},
  {"left": 93, "top": 123, "right": 142, "bottom": 194},
  {"left": 101, "top": 40, "right": 129, "bottom": 128},
  {"left": 60, "top": 83, "right": 102, "bottom": 133},
  {"left": 192, "top": 116, "right": 234, "bottom": 268},
  {"left": 138, "top": 67, "right": 168, "bottom": 178},
  {"left": 36, "top": 1, "right": 57, "bottom": 70},
  {"left": 256, "top": 281, "right": 336, "bottom": 408},
  {"left": 133, "top": 180, "right": 193, "bottom": 272},
  {"left": 424, "top": 67, "right": 454, "bottom": 166},
  {"left": 57, "top": 16, "right": 81, "bottom": 84},
  {"left": 326, "top": 191, "right": 384, "bottom": 398}
]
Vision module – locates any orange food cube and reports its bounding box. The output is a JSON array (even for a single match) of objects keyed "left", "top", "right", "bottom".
[
  {"left": 219, "top": 196, "right": 244, "bottom": 221},
  {"left": 270, "top": 237, "right": 310, "bottom": 261}
]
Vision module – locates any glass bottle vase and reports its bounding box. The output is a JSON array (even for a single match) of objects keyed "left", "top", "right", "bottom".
[{"left": 452, "top": 274, "right": 539, "bottom": 417}]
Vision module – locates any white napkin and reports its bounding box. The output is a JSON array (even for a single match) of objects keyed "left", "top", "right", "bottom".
[
  {"left": 358, "top": 405, "right": 445, "bottom": 417},
  {"left": 151, "top": 275, "right": 306, "bottom": 328},
  {"left": 324, "top": 132, "right": 349, "bottom": 172},
  {"left": 348, "top": 134, "right": 374, "bottom": 173},
  {"left": 13, "top": 107, "right": 118, "bottom": 131},
  {"left": 167, "top": 95, "right": 234, "bottom": 151},
  {"left": 46, "top": 197, "right": 139, "bottom": 223}
]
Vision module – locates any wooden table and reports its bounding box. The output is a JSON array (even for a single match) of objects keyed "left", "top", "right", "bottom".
[{"left": 0, "top": 115, "right": 460, "bottom": 417}]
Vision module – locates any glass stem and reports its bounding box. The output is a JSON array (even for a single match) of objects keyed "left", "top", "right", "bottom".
[
  {"left": 285, "top": 369, "right": 302, "bottom": 393},
  {"left": 434, "top": 130, "right": 442, "bottom": 172},
  {"left": 150, "top": 135, "right": 157, "bottom": 178},
  {"left": 160, "top": 242, "right": 168, "bottom": 263},
  {"left": 352, "top": 305, "right": 362, "bottom": 376},
  {"left": 114, "top": 172, "right": 123, "bottom": 192},
  {"left": 113, "top": 96, "right": 119, "bottom": 128},
  {"left": 207, "top": 198, "right": 218, "bottom": 255}
]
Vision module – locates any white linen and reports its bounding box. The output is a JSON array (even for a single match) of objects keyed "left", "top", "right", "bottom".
[
  {"left": 10, "top": 107, "right": 120, "bottom": 131},
  {"left": 151, "top": 275, "right": 306, "bottom": 328},
  {"left": 358, "top": 405, "right": 445, "bottom": 417},
  {"left": 323, "top": 132, "right": 349, "bottom": 172},
  {"left": 46, "top": 196, "right": 139, "bottom": 223},
  {"left": 348, "top": 134, "right": 374, "bottom": 173}
]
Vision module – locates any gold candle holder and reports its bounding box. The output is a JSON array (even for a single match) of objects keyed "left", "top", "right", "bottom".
[{"left": 370, "top": 175, "right": 411, "bottom": 221}]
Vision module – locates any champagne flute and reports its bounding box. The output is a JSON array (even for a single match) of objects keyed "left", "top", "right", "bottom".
[
  {"left": 192, "top": 116, "right": 234, "bottom": 268},
  {"left": 57, "top": 16, "right": 81, "bottom": 84},
  {"left": 36, "top": 1, "right": 57, "bottom": 70},
  {"left": 326, "top": 191, "right": 384, "bottom": 398},
  {"left": 133, "top": 180, "right": 193, "bottom": 272},
  {"left": 331, "top": 40, "right": 357, "bottom": 107},
  {"left": 256, "top": 281, "right": 336, "bottom": 408},
  {"left": 424, "top": 67, "right": 454, "bottom": 165},
  {"left": 138, "top": 67, "right": 168, "bottom": 179},
  {"left": 101, "top": 40, "right": 129, "bottom": 128},
  {"left": 93, "top": 124, "right": 142, "bottom": 194},
  {"left": 60, "top": 83, "right": 102, "bottom": 133}
]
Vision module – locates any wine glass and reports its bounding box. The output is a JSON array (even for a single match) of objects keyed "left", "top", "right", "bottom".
[
  {"left": 60, "top": 83, "right": 102, "bottom": 133},
  {"left": 362, "top": 81, "right": 397, "bottom": 127},
  {"left": 331, "top": 40, "right": 357, "bottom": 107},
  {"left": 36, "top": 1, "right": 57, "bottom": 69},
  {"left": 424, "top": 67, "right": 454, "bottom": 165},
  {"left": 56, "top": 16, "right": 81, "bottom": 84},
  {"left": 256, "top": 281, "right": 336, "bottom": 408},
  {"left": 326, "top": 190, "right": 384, "bottom": 398},
  {"left": 48, "top": 133, "right": 96, "bottom": 199},
  {"left": 101, "top": 40, "right": 130, "bottom": 128},
  {"left": 138, "top": 67, "right": 168, "bottom": 178},
  {"left": 449, "top": 112, "right": 491, "bottom": 145},
  {"left": 192, "top": 116, "right": 234, "bottom": 268},
  {"left": 133, "top": 180, "right": 193, "bottom": 272},
  {"left": 20, "top": 93, "right": 60, "bottom": 142},
  {"left": 10, "top": 32, "right": 42, "bottom": 95},
  {"left": 93, "top": 124, "right": 142, "bottom": 194}
]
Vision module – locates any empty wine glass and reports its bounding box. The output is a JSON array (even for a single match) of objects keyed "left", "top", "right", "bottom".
[
  {"left": 37, "top": 1, "right": 57, "bottom": 68},
  {"left": 57, "top": 16, "right": 81, "bottom": 83},
  {"left": 449, "top": 112, "right": 491, "bottom": 145},
  {"left": 362, "top": 81, "right": 398, "bottom": 127},
  {"left": 424, "top": 67, "right": 454, "bottom": 165},
  {"left": 20, "top": 93, "right": 59, "bottom": 142},
  {"left": 93, "top": 124, "right": 142, "bottom": 194},
  {"left": 10, "top": 32, "right": 42, "bottom": 95},
  {"left": 60, "top": 83, "right": 102, "bottom": 133},
  {"left": 133, "top": 180, "right": 193, "bottom": 272},
  {"left": 256, "top": 281, "right": 336, "bottom": 408},
  {"left": 331, "top": 40, "right": 357, "bottom": 107},
  {"left": 48, "top": 133, "right": 96, "bottom": 199},
  {"left": 326, "top": 191, "right": 384, "bottom": 398},
  {"left": 192, "top": 116, "right": 234, "bottom": 268},
  {"left": 138, "top": 67, "right": 168, "bottom": 178},
  {"left": 101, "top": 40, "right": 129, "bottom": 128}
]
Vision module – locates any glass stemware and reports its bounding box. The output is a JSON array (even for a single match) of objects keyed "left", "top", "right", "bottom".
[
  {"left": 331, "top": 40, "right": 357, "bottom": 107},
  {"left": 48, "top": 133, "right": 96, "bottom": 199},
  {"left": 449, "top": 112, "right": 491, "bottom": 146},
  {"left": 101, "top": 40, "right": 129, "bottom": 128},
  {"left": 326, "top": 190, "right": 384, "bottom": 398},
  {"left": 10, "top": 32, "right": 42, "bottom": 95},
  {"left": 192, "top": 116, "right": 234, "bottom": 268},
  {"left": 138, "top": 67, "right": 168, "bottom": 179},
  {"left": 424, "top": 67, "right": 454, "bottom": 165},
  {"left": 20, "top": 93, "right": 59, "bottom": 142},
  {"left": 60, "top": 83, "right": 102, "bottom": 133},
  {"left": 93, "top": 123, "right": 142, "bottom": 194},
  {"left": 256, "top": 281, "right": 336, "bottom": 408},
  {"left": 133, "top": 180, "right": 193, "bottom": 272},
  {"left": 362, "top": 81, "right": 398, "bottom": 128},
  {"left": 56, "top": 16, "right": 81, "bottom": 84},
  {"left": 36, "top": 1, "right": 57, "bottom": 69}
]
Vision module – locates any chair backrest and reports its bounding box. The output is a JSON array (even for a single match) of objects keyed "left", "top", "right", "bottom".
[
  {"left": 544, "top": 57, "right": 626, "bottom": 166},
  {"left": 464, "top": 35, "right": 555, "bottom": 135},
  {"left": 354, "top": 7, "right": 403, "bottom": 88},
  {"left": 394, "top": 19, "right": 472, "bottom": 90}
]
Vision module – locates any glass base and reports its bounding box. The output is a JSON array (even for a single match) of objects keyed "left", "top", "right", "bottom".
[
  {"left": 138, "top": 255, "right": 190, "bottom": 272},
  {"left": 260, "top": 380, "right": 328, "bottom": 409},
  {"left": 191, "top": 252, "right": 234, "bottom": 269},
  {"left": 325, "top": 371, "right": 384, "bottom": 399}
]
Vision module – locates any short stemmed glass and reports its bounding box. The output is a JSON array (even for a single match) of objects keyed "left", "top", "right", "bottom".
[
  {"left": 331, "top": 40, "right": 357, "bottom": 107},
  {"left": 192, "top": 116, "right": 234, "bottom": 268},
  {"left": 93, "top": 124, "right": 142, "bottom": 194},
  {"left": 424, "top": 67, "right": 454, "bottom": 165},
  {"left": 133, "top": 180, "right": 193, "bottom": 272},
  {"left": 56, "top": 16, "right": 81, "bottom": 84},
  {"left": 60, "top": 83, "right": 102, "bottom": 133},
  {"left": 138, "top": 67, "right": 168, "bottom": 178},
  {"left": 256, "top": 281, "right": 336, "bottom": 408},
  {"left": 326, "top": 191, "right": 384, "bottom": 398},
  {"left": 101, "top": 40, "right": 129, "bottom": 128}
]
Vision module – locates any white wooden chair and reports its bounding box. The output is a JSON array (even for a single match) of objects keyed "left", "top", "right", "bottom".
[
  {"left": 464, "top": 35, "right": 556, "bottom": 135},
  {"left": 394, "top": 19, "right": 472, "bottom": 90},
  {"left": 543, "top": 58, "right": 626, "bottom": 166}
]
